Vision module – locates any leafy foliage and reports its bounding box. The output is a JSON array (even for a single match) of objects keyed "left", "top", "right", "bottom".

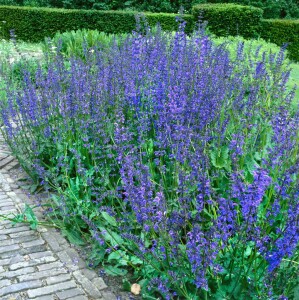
[
  {"left": 1, "top": 23, "right": 299, "bottom": 299},
  {"left": 260, "top": 19, "right": 299, "bottom": 62},
  {"left": 207, "top": 0, "right": 299, "bottom": 19},
  {"left": 0, "top": 6, "right": 194, "bottom": 42},
  {"left": 192, "top": 3, "right": 263, "bottom": 38},
  {"left": 43, "top": 29, "right": 128, "bottom": 58}
]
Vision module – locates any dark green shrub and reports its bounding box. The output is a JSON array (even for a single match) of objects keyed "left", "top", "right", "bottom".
[
  {"left": 0, "top": 0, "right": 205, "bottom": 12},
  {"left": 192, "top": 3, "right": 263, "bottom": 38},
  {"left": 260, "top": 19, "right": 299, "bottom": 62},
  {"left": 207, "top": 0, "right": 299, "bottom": 19},
  {"left": 0, "top": 6, "right": 194, "bottom": 42}
]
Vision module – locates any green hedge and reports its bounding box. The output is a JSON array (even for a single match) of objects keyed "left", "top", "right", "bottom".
[
  {"left": 0, "top": 5, "right": 298, "bottom": 62},
  {"left": 260, "top": 19, "right": 299, "bottom": 62},
  {"left": 0, "top": 6, "right": 194, "bottom": 42},
  {"left": 192, "top": 3, "right": 263, "bottom": 38}
]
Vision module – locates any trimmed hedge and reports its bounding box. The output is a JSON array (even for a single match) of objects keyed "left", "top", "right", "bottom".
[
  {"left": 0, "top": 6, "right": 194, "bottom": 42},
  {"left": 192, "top": 3, "right": 263, "bottom": 38},
  {"left": 0, "top": 5, "right": 298, "bottom": 62},
  {"left": 260, "top": 19, "right": 299, "bottom": 62}
]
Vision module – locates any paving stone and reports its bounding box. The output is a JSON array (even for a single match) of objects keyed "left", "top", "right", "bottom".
[
  {"left": 0, "top": 226, "right": 29, "bottom": 235},
  {"left": 56, "top": 287, "right": 85, "bottom": 299},
  {"left": 22, "top": 239, "right": 45, "bottom": 248},
  {"left": 0, "top": 279, "right": 11, "bottom": 288},
  {"left": 0, "top": 156, "right": 14, "bottom": 168},
  {"left": 56, "top": 251, "right": 79, "bottom": 271},
  {"left": 2, "top": 292, "right": 26, "bottom": 300},
  {"left": 18, "top": 269, "right": 67, "bottom": 282},
  {"left": 73, "top": 270, "right": 102, "bottom": 299},
  {"left": 80, "top": 268, "right": 97, "bottom": 281},
  {"left": 92, "top": 277, "right": 108, "bottom": 290},
  {"left": 6, "top": 191, "right": 17, "bottom": 198},
  {"left": 24, "top": 244, "right": 48, "bottom": 254},
  {"left": 46, "top": 273, "right": 72, "bottom": 285},
  {"left": 0, "top": 201, "right": 14, "bottom": 207},
  {"left": 0, "top": 219, "right": 11, "bottom": 226},
  {"left": 9, "top": 256, "right": 57, "bottom": 270},
  {"left": 42, "top": 231, "right": 67, "bottom": 252},
  {"left": 13, "top": 235, "right": 39, "bottom": 243},
  {"left": 69, "top": 295, "right": 89, "bottom": 300},
  {"left": 1, "top": 249, "right": 22, "bottom": 258},
  {"left": 101, "top": 290, "right": 117, "bottom": 300},
  {"left": 27, "top": 281, "right": 77, "bottom": 298},
  {"left": 37, "top": 261, "right": 65, "bottom": 272},
  {"left": 31, "top": 295, "right": 57, "bottom": 300},
  {"left": 29, "top": 251, "right": 53, "bottom": 260},
  {"left": 10, "top": 231, "right": 34, "bottom": 239},
  {"left": 0, "top": 280, "right": 42, "bottom": 297},
  {"left": 9, "top": 254, "right": 25, "bottom": 265},
  {"left": 0, "top": 234, "right": 9, "bottom": 241},
  {"left": 0, "top": 244, "right": 20, "bottom": 254},
  {"left": 0, "top": 258, "right": 11, "bottom": 266},
  {"left": 41, "top": 235, "right": 60, "bottom": 252},
  {"left": 0, "top": 206, "right": 16, "bottom": 211},
  {"left": 0, "top": 239, "right": 18, "bottom": 247},
  {"left": 4, "top": 266, "right": 36, "bottom": 278},
  {"left": 56, "top": 249, "right": 86, "bottom": 270}
]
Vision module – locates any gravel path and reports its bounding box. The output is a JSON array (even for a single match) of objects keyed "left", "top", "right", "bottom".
[{"left": 0, "top": 133, "right": 117, "bottom": 300}]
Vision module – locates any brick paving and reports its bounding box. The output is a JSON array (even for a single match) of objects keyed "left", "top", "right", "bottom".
[{"left": 0, "top": 133, "right": 117, "bottom": 300}]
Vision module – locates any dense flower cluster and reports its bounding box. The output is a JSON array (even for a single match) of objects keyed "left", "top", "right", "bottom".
[{"left": 1, "top": 23, "right": 298, "bottom": 299}]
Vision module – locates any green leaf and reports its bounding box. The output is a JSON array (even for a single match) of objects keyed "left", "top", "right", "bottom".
[
  {"left": 245, "top": 154, "right": 256, "bottom": 174},
  {"left": 99, "top": 226, "right": 124, "bottom": 246},
  {"left": 130, "top": 255, "right": 143, "bottom": 265},
  {"left": 61, "top": 228, "right": 85, "bottom": 246},
  {"left": 122, "top": 279, "right": 131, "bottom": 292},
  {"left": 104, "top": 265, "right": 128, "bottom": 276},
  {"left": 24, "top": 204, "right": 38, "bottom": 230},
  {"left": 30, "top": 184, "right": 39, "bottom": 193},
  {"left": 210, "top": 146, "right": 230, "bottom": 169},
  {"left": 101, "top": 211, "right": 117, "bottom": 227},
  {"left": 138, "top": 279, "right": 149, "bottom": 288},
  {"left": 69, "top": 178, "right": 79, "bottom": 197},
  {"left": 88, "top": 247, "right": 105, "bottom": 267},
  {"left": 244, "top": 245, "right": 252, "bottom": 258},
  {"left": 254, "top": 151, "right": 261, "bottom": 161},
  {"left": 108, "top": 250, "right": 128, "bottom": 266}
]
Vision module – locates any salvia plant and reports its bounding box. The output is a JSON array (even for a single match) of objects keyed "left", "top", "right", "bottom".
[{"left": 0, "top": 20, "right": 298, "bottom": 299}]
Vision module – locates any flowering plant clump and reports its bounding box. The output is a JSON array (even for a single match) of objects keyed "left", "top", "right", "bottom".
[{"left": 1, "top": 22, "right": 298, "bottom": 299}]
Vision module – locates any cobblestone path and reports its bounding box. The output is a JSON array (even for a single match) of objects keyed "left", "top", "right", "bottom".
[{"left": 0, "top": 134, "right": 117, "bottom": 300}]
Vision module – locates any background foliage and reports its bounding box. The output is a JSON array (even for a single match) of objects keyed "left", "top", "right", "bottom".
[
  {"left": 0, "top": 6, "right": 194, "bottom": 42},
  {"left": 1, "top": 4, "right": 298, "bottom": 62},
  {"left": 260, "top": 19, "right": 299, "bottom": 62},
  {"left": 207, "top": 0, "right": 299, "bottom": 19},
  {"left": 192, "top": 3, "right": 263, "bottom": 38},
  {"left": 0, "top": 0, "right": 298, "bottom": 19}
]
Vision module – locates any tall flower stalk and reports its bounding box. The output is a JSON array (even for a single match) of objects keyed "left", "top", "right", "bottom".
[{"left": 1, "top": 22, "right": 298, "bottom": 299}]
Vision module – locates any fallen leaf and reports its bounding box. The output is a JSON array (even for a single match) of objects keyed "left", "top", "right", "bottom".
[{"left": 131, "top": 283, "right": 141, "bottom": 295}]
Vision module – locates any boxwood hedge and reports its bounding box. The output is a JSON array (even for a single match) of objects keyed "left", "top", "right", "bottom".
[
  {"left": 192, "top": 3, "right": 263, "bottom": 39},
  {"left": 260, "top": 19, "right": 299, "bottom": 62},
  {"left": 0, "top": 4, "right": 298, "bottom": 62},
  {"left": 0, "top": 6, "right": 194, "bottom": 42}
]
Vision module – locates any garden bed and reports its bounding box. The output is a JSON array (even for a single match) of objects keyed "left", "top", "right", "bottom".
[{"left": 0, "top": 25, "right": 298, "bottom": 299}]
